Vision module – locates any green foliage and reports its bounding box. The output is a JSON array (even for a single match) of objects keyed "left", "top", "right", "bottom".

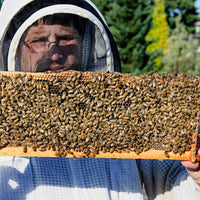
[
  {"left": 91, "top": 0, "right": 200, "bottom": 74},
  {"left": 145, "top": 0, "right": 169, "bottom": 72},
  {"left": 91, "top": 0, "right": 111, "bottom": 14},
  {"left": 102, "top": 0, "right": 153, "bottom": 74},
  {"left": 161, "top": 15, "right": 200, "bottom": 75},
  {"left": 164, "top": 0, "right": 200, "bottom": 33}
]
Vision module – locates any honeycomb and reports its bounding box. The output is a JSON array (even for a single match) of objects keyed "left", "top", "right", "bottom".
[{"left": 0, "top": 71, "right": 199, "bottom": 161}]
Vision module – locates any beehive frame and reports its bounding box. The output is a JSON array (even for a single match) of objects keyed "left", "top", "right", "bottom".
[{"left": 0, "top": 71, "right": 199, "bottom": 162}]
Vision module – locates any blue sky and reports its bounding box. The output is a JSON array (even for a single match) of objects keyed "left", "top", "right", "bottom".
[{"left": 195, "top": 0, "right": 200, "bottom": 16}]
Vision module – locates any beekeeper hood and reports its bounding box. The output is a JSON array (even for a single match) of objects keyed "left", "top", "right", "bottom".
[{"left": 0, "top": 0, "right": 121, "bottom": 72}]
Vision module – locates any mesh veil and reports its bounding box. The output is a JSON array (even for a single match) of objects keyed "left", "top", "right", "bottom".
[{"left": 0, "top": 157, "right": 144, "bottom": 200}]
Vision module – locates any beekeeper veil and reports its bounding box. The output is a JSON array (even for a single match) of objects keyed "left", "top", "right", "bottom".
[{"left": 0, "top": 0, "right": 121, "bottom": 72}]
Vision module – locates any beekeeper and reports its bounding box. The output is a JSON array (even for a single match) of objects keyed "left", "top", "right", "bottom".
[{"left": 0, "top": 0, "right": 199, "bottom": 199}]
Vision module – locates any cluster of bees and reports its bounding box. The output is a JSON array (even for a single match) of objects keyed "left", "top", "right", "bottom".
[{"left": 0, "top": 71, "right": 199, "bottom": 158}]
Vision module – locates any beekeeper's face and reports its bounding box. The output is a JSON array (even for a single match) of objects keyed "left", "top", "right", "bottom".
[{"left": 18, "top": 20, "right": 82, "bottom": 72}]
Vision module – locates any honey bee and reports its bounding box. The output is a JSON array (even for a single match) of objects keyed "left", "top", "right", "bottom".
[
  {"left": 23, "top": 146, "right": 28, "bottom": 153},
  {"left": 31, "top": 145, "right": 37, "bottom": 152}
]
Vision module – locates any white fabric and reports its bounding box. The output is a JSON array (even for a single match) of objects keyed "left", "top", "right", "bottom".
[
  {"left": 84, "top": 0, "right": 108, "bottom": 26},
  {"left": 0, "top": 0, "right": 34, "bottom": 41},
  {"left": 0, "top": 0, "right": 34, "bottom": 67},
  {"left": 0, "top": 157, "right": 144, "bottom": 200},
  {"left": 0, "top": 157, "right": 200, "bottom": 200},
  {"left": 139, "top": 159, "right": 200, "bottom": 200}
]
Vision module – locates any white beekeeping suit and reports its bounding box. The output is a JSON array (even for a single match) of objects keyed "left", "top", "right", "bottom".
[
  {"left": 0, "top": 0, "right": 121, "bottom": 72},
  {"left": 0, "top": 0, "right": 199, "bottom": 200}
]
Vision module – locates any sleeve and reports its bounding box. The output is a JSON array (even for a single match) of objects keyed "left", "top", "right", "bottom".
[{"left": 137, "top": 159, "right": 200, "bottom": 200}]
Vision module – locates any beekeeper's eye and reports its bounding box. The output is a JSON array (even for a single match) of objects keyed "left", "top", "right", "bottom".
[
  {"left": 31, "top": 37, "right": 48, "bottom": 43},
  {"left": 22, "top": 34, "right": 79, "bottom": 53},
  {"left": 57, "top": 35, "right": 77, "bottom": 45}
]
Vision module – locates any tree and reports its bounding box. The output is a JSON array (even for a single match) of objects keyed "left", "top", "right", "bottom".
[
  {"left": 92, "top": 0, "right": 200, "bottom": 74},
  {"left": 161, "top": 14, "right": 200, "bottom": 75},
  {"left": 145, "top": 0, "right": 169, "bottom": 72},
  {"left": 91, "top": 0, "right": 111, "bottom": 15},
  {"left": 164, "top": 0, "right": 200, "bottom": 33},
  {"left": 95, "top": 0, "right": 153, "bottom": 74}
]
